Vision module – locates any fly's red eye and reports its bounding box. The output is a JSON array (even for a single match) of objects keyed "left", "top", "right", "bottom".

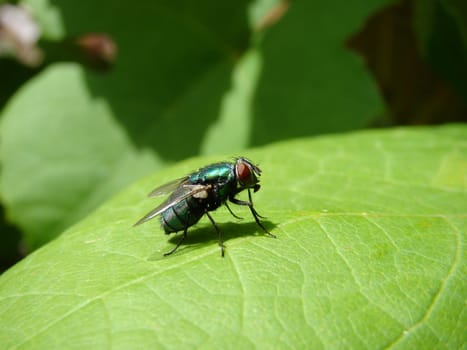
[
  {"left": 237, "top": 162, "right": 251, "bottom": 181},
  {"left": 236, "top": 158, "right": 260, "bottom": 187}
]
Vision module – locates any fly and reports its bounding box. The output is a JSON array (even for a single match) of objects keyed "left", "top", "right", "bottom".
[{"left": 134, "top": 157, "right": 275, "bottom": 256}]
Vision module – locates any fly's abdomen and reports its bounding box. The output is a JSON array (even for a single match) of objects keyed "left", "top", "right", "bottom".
[{"left": 161, "top": 196, "right": 204, "bottom": 233}]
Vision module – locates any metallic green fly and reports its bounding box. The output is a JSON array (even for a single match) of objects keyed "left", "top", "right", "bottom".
[{"left": 134, "top": 157, "right": 275, "bottom": 256}]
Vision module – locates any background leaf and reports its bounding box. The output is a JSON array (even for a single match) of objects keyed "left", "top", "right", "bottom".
[
  {"left": 0, "top": 64, "right": 158, "bottom": 249},
  {"left": 0, "top": 125, "right": 465, "bottom": 349},
  {"left": 251, "top": 0, "right": 388, "bottom": 145}
]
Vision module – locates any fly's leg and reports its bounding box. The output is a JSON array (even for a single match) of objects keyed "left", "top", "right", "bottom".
[
  {"left": 164, "top": 227, "right": 187, "bottom": 256},
  {"left": 225, "top": 201, "right": 243, "bottom": 220},
  {"left": 229, "top": 196, "right": 276, "bottom": 238},
  {"left": 205, "top": 211, "right": 225, "bottom": 257},
  {"left": 247, "top": 189, "right": 267, "bottom": 219}
]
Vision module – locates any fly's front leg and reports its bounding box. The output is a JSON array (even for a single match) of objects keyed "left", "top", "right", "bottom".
[
  {"left": 225, "top": 201, "right": 243, "bottom": 220},
  {"left": 247, "top": 189, "right": 267, "bottom": 219},
  {"left": 205, "top": 211, "right": 225, "bottom": 257},
  {"left": 229, "top": 195, "right": 276, "bottom": 238}
]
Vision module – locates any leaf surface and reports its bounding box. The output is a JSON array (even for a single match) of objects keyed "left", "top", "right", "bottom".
[{"left": 0, "top": 125, "right": 465, "bottom": 349}]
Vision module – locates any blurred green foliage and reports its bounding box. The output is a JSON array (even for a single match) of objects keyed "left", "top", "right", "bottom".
[{"left": 0, "top": 0, "right": 466, "bottom": 269}]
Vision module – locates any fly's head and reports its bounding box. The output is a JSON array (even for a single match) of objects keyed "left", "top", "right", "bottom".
[{"left": 234, "top": 157, "right": 262, "bottom": 192}]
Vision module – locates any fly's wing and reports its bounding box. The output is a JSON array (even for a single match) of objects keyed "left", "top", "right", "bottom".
[
  {"left": 134, "top": 184, "right": 211, "bottom": 226},
  {"left": 147, "top": 176, "right": 189, "bottom": 197}
]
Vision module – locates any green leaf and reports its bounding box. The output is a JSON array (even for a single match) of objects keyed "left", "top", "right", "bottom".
[
  {"left": 251, "top": 0, "right": 390, "bottom": 145},
  {"left": 0, "top": 125, "right": 465, "bottom": 349},
  {"left": 0, "top": 64, "right": 159, "bottom": 250}
]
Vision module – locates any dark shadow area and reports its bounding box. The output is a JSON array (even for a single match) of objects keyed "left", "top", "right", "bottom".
[
  {"left": 348, "top": 0, "right": 467, "bottom": 125},
  {"left": 149, "top": 219, "right": 277, "bottom": 259},
  {"left": 0, "top": 58, "right": 41, "bottom": 111},
  {"left": 0, "top": 204, "right": 23, "bottom": 273}
]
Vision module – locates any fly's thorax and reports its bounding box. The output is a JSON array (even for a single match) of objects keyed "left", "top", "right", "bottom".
[
  {"left": 189, "top": 162, "right": 235, "bottom": 185},
  {"left": 187, "top": 162, "right": 237, "bottom": 204},
  {"left": 192, "top": 183, "right": 224, "bottom": 210},
  {"left": 201, "top": 181, "right": 232, "bottom": 207}
]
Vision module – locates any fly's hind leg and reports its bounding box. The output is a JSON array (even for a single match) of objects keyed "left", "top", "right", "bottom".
[
  {"left": 229, "top": 195, "right": 276, "bottom": 238},
  {"left": 205, "top": 211, "right": 225, "bottom": 257},
  {"left": 164, "top": 228, "right": 187, "bottom": 256}
]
